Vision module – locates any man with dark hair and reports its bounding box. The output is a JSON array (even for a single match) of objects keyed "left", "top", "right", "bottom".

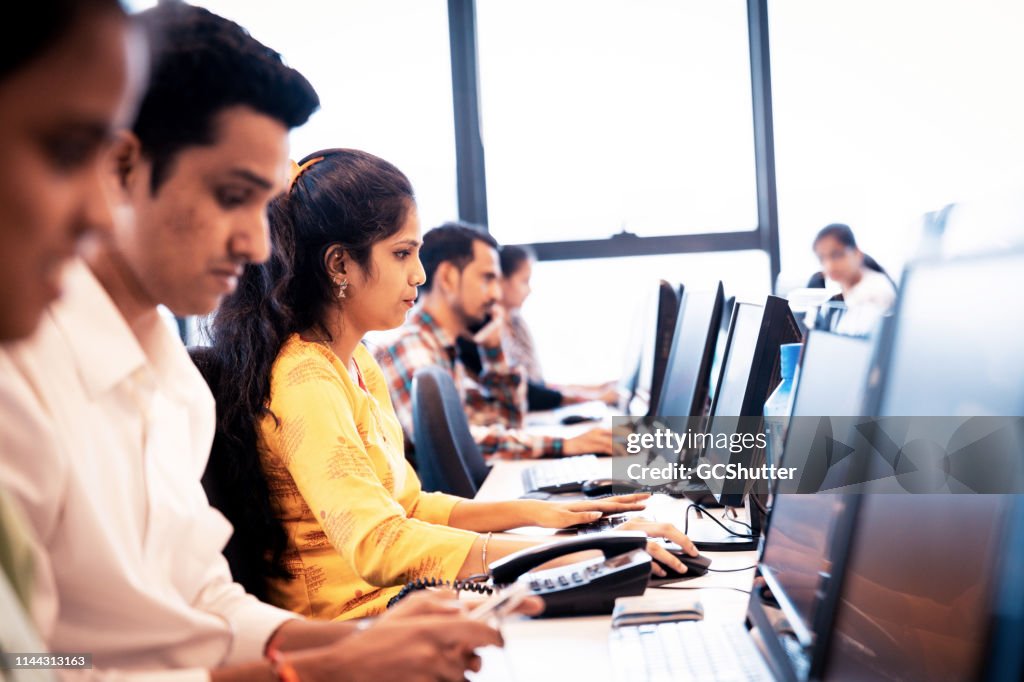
[
  {"left": 131, "top": 2, "right": 319, "bottom": 194},
  {"left": 376, "top": 222, "right": 612, "bottom": 459},
  {"left": 0, "top": 5, "right": 502, "bottom": 680}
]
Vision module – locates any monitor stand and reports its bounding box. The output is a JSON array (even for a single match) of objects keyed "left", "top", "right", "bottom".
[
  {"left": 688, "top": 494, "right": 766, "bottom": 552},
  {"left": 668, "top": 450, "right": 724, "bottom": 507}
]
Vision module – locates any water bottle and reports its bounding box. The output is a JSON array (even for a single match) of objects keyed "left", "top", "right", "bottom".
[{"left": 764, "top": 343, "right": 803, "bottom": 469}]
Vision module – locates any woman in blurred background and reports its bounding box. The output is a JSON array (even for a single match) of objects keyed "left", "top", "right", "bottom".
[
  {"left": 811, "top": 223, "right": 897, "bottom": 312},
  {"left": 499, "top": 244, "right": 619, "bottom": 408}
]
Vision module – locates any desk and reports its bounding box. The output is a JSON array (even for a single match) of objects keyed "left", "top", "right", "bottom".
[
  {"left": 524, "top": 400, "right": 612, "bottom": 430},
  {"left": 471, "top": 460, "right": 758, "bottom": 682}
]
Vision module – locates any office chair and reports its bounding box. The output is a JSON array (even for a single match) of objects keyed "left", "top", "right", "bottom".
[{"left": 411, "top": 366, "right": 491, "bottom": 497}]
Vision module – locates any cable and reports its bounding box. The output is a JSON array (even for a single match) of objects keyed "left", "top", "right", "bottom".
[
  {"left": 387, "top": 577, "right": 493, "bottom": 609},
  {"left": 687, "top": 502, "right": 756, "bottom": 539},
  {"left": 649, "top": 585, "right": 751, "bottom": 595},
  {"left": 707, "top": 565, "right": 758, "bottom": 573},
  {"left": 720, "top": 509, "right": 752, "bottom": 531}
]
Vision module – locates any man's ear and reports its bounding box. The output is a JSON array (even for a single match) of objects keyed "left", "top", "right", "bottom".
[
  {"left": 106, "top": 130, "right": 144, "bottom": 193},
  {"left": 322, "top": 244, "right": 348, "bottom": 279},
  {"left": 436, "top": 261, "right": 459, "bottom": 294}
]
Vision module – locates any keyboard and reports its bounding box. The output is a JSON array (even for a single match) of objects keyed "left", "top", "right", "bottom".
[
  {"left": 520, "top": 455, "right": 607, "bottom": 494},
  {"left": 610, "top": 620, "right": 774, "bottom": 682},
  {"left": 572, "top": 514, "right": 630, "bottom": 535}
]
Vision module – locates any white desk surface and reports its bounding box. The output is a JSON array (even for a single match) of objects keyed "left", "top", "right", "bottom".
[{"left": 470, "top": 459, "right": 758, "bottom": 682}]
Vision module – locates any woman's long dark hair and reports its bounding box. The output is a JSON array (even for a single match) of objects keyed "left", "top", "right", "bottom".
[
  {"left": 812, "top": 223, "right": 895, "bottom": 287},
  {"left": 205, "top": 149, "right": 413, "bottom": 595}
]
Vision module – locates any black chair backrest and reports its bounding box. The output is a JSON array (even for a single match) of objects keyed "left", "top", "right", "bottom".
[{"left": 412, "top": 366, "right": 490, "bottom": 497}]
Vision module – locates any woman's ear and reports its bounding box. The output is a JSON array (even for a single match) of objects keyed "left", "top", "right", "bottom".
[{"left": 323, "top": 244, "right": 348, "bottom": 279}]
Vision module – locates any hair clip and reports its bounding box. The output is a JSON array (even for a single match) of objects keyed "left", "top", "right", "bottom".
[{"left": 288, "top": 155, "right": 325, "bottom": 192}]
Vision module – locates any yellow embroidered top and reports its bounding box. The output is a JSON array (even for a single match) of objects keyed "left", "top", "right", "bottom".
[{"left": 258, "top": 335, "right": 478, "bottom": 620}]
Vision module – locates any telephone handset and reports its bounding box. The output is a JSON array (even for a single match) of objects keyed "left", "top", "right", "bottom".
[{"left": 489, "top": 531, "right": 652, "bottom": 617}]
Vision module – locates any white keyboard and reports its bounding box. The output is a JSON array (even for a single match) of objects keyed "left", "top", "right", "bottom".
[
  {"left": 521, "top": 455, "right": 607, "bottom": 494},
  {"left": 610, "top": 620, "right": 775, "bottom": 682}
]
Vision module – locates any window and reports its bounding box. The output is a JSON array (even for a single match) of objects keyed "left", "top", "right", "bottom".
[
  {"left": 523, "top": 250, "right": 770, "bottom": 384},
  {"left": 476, "top": 0, "right": 759, "bottom": 245},
  {"left": 124, "top": 0, "right": 458, "bottom": 229},
  {"left": 770, "top": 0, "right": 1024, "bottom": 291}
]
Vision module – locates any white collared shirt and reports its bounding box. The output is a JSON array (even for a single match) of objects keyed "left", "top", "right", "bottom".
[{"left": 0, "top": 260, "right": 296, "bottom": 681}]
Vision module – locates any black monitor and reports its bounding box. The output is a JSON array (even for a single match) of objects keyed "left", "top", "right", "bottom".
[
  {"left": 699, "top": 296, "right": 802, "bottom": 498},
  {"left": 775, "top": 330, "right": 876, "bottom": 494},
  {"left": 812, "top": 248, "right": 1024, "bottom": 679},
  {"left": 690, "top": 295, "right": 802, "bottom": 550},
  {"left": 818, "top": 493, "right": 1012, "bottom": 681},
  {"left": 654, "top": 282, "right": 724, "bottom": 421},
  {"left": 858, "top": 249, "right": 1024, "bottom": 494},
  {"left": 707, "top": 293, "right": 735, "bottom": 405},
  {"left": 629, "top": 280, "right": 682, "bottom": 416},
  {"left": 868, "top": 248, "right": 1024, "bottom": 417},
  {"left": 747, "top": 491, "right": 854, "bottom": 680},
  {"left": 983, "top": 495, "right": 1024, "bottom": 681}
]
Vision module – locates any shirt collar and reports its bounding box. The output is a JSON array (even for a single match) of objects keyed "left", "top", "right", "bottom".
[
  {"left": 49, "top": 259, "right": 198, "bottom": 402},
  {"left": 409, "top": 306, "right": 457, "bottom": 352}
]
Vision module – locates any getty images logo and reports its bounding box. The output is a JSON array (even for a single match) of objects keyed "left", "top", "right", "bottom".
[{"left": 784, "top": 416, "right": 1024, "bottom": 494}]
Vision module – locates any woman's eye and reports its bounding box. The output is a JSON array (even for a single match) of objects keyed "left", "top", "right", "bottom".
[{"left": 395, "top": 250, "right": 411, "bottom": 260}]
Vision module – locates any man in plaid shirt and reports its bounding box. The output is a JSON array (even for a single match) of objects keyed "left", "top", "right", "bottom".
[{"left": 374, "top": 223, "right": 612, "bottom": 459}]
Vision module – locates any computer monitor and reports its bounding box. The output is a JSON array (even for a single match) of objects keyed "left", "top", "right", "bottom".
[
  {"left": 629, "top": 280, "right": 682, "bottom": 416},
  {"left": 707, "top": 293, "right": 735, "bottom": 405},
  {"left": 812, "top": 249, "right": 1024, "bottom": 679},
  {"left": 818, "top": 493, "right": 1012, "bottom": 681},
  {"left": 698, "top": 296, "right": 802, "bottom": 505},
  {"left": 747, "top": 491, "right": 854, "bottom": 679},
  {"left": 983, "top": 495, "right": 1024, "bottom": 681},
  {"left": 868, "top": 248, "right": 1024, "bottom": 417},
  {"left": 775, "top": 330, "right": 876, "bottom": 494},
  {"left": 685, "top": 296, "right": 801, "bottom": 551},
  {"left": 856, "top": 248, "right": 1024, "bottom": 494},
  {"left": 654, "top": 282, "right": 724, "bottom": 421}
]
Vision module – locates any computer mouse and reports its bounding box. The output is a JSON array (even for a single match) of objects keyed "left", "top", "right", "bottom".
[
  {"left": 651, "top": 548, "right": 712, "bottom": 581},
  {"left": 561, "top": 414, "right": 599, "bottom": 425},
  {"left": 581, "top": 478, "right": 647, "bottom": 497}
]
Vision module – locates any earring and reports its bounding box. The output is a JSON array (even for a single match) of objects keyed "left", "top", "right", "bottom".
[{"left": 335, "top": 278, "right": 349, "bottom": 300}]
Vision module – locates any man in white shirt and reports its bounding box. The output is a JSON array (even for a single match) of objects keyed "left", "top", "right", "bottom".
[{"left": 0, "top": 4, "right": 503, "bottom": 681}]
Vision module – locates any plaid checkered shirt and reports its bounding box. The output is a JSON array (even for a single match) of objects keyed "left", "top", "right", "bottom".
[{"left": 373, "top": 307, "right": 563, "bottom": 459}]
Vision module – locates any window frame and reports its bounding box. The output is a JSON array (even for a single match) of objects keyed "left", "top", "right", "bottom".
[{"left": 447, "top": 0, "right": 781, "bottom": 290}]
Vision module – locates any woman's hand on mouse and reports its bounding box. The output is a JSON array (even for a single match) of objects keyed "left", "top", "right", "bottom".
[
  {"left": 521, "top": 494, "right": 650, "bottom": 529},
  {"left": 617, "top": 518, "right": 699, "bottom": 577}
]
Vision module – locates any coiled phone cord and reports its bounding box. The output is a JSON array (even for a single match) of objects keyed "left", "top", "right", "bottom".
[{"left": 386, "top": 576, "right": 494, "bottom": 609}]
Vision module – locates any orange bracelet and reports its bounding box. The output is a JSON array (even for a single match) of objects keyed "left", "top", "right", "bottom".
[{"left": 265, "top": 630, "right": 300, "bottom": 682}]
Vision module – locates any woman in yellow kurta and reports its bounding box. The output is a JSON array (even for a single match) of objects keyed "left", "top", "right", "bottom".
[
  {"left": 259, "top": 336, "right": 478, "bottom": 619},
  {"left": 210, "top": 149, "right": 697, "bottom": 620}
]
